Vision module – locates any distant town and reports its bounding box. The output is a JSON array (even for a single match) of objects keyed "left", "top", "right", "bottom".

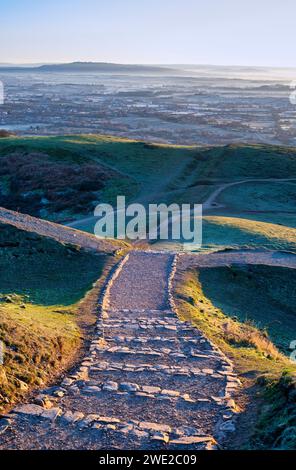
[{"left": 0, "top": 63, "right": 295, "bottom": 146}]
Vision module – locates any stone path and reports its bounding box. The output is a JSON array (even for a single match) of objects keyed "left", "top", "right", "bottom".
[{"left": 0, "top": 251, "right": 240, "bottom": 450}]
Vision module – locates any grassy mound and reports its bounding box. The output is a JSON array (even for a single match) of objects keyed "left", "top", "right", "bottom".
[
  {"left": 0, "top": 135, "right": 295, "bottom": 253},
  {"left": 0, "top": 130, "right": 16, "bottom": 138},
  {"left": 0, "top": 223, "right": 110, "bottom": 411},
  {"left": 0, "top": 301, "right": 80, "bottom": 411},
  {"left": 154, "top": 215, "right": 296, "bottom": 253},
  {"left": 0, "top": 136, "right": 140, "bottom": 222},
  {"left": 174, "top": 266, "right": 296, "bottom": 449}
]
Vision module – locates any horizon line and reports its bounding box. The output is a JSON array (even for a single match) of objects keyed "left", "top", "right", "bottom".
[{"left": 1, "top": 61, "right": 296, "bottom": 70}]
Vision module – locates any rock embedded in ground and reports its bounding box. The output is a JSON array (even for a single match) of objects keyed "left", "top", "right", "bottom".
[
  {"left": 102, "top": 381, "right": 118, "bottom": 391},
  {"left": 14, "top": 404, "right": 44, "bottom": 417},
  {"left": 119, "top": 382, "right": 140, "bottom": 392}
]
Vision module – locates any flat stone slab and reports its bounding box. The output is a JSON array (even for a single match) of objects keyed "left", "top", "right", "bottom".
[
  {"left": 41, "top": 408, "right": 62, "bottom": 421},
  {"left": 96, "top": 416, "right": 121, "bottom": 424},
  {"left": 170, "top": 436, "right": 214, "bottom": 445},
  {"left": 83, "top": 386, "right": 101, "bottom": 393},
  {"left": 14, "top": 404, "right": 44, "bottom": 417},
  {"left": 139, "top": 421, "right": 172, "bottom": 433},
  {"left": 161, "top": 389, "right": 181, "bottom": 397},
  {"left": 142, "top": 386, "right": 161, "bottom": 394}
]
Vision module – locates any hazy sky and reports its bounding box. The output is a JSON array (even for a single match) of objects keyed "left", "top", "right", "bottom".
[{"left": 1, "top": 0, "right": 295, "bottom": 66}]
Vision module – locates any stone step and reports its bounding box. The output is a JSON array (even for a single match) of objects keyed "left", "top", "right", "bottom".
[
  {"left": 101, "top": 336, "right": 216, "bottom": 356},
  {"left": 97, "top": 320, "right": 199, "bottom": 338},
  {"left": 91, "top": 355, "right": 223, "bottom": 370},
  {"left": 56, "top": 392, "right": 222, "bottom": 433},
  {"left": 63, "top": 379, "right": 225, "bottom": 409},
  {"left": 103, "top": 311, "right": 177, "bottom": 322},
  {"left": 89, "top": 370, "right": 226, "bottom": 399},
  {"left": 92, "top": 342, "right": 222, "bottom": 362},
  {"left": 102, "top": 334, "right": 208, "bottom": 346},
  {"left": 89, "top": 360, "right": 227, "bottom": 378},
  {"left": 105, "top": 309, "right": 175, "bottom": 316},
  {"left": 98, "top": 324, "right": 178, "bottom": 334},
  {"left": 90, "top": 345, "right": 224, "bottom": 368},
  {"left": 12, "top": 407, "right": 216, "bottom": 449},
  {"left": 98, "top": 318, "right": 186, "bottom": 328},
  {"left": 75, "top": 414, "right": 217, "bottom": 449},
  {"left": 100, "top": 326, "right": 197, "bottom": 340},
  {"left": 6, "top": 410, "right": 217, "bottom": 450},
  {"left": 81, "top": 375, "right": 227, "bottom": 401}
]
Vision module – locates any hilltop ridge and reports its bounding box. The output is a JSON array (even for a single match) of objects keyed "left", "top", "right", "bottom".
[{"left": 0, "top": 62, "right": 177, "bottom": 74}]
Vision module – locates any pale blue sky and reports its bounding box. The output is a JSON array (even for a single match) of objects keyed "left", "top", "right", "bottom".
[{"left": 0, "top": 0, "right": 295, "bottom": 66}]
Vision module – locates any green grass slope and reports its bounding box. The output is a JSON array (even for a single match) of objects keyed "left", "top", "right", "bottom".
[
  {"left": 199, "top": 265, "right": 296, "bottom": 355},
  {"left": 218, "top": 181, "right": 296, "bottom": 212},
  {"left": 0, "top": 222, "right": 111, "bottom": 410},
  {"left": 186, "top": 144, "right": 296, "bottom": 180}
]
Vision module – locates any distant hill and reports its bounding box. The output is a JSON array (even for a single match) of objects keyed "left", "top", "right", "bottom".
[{"left": 0, "top": 62, "right": 178, "bottom": 74}]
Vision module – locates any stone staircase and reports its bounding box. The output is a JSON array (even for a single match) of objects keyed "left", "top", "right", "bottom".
[{"left": 0, "top": 251, "right": 240, "bottom": 450}]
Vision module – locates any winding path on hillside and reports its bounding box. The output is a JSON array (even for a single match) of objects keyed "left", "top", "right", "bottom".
[
  {"left": 67, "top": 155, "right": 192, "bottom": 231},
  {"left": 203, "top": 178, "right": 296, "bottom": 211},
  {"left": 66, "top": 177, "right": 296, "bottom": 233}
]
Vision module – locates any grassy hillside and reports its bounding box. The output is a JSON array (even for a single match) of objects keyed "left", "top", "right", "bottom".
[
  {"left": 2, "top": 137, "right": 294, "bottom": 198},
  {"left": 217, "top": 181, "right": 296, "bottom": 212},
  {"left": 0, "top": 135, "right": 140, "bottom": 222},
  {"left": 0, "top": 223, "right": 106, "bottom": 305},
  {"left": 184, "top": 144, "right": 296, "bottom": 180},
  {"left": 0, "top": 222, "right": 111, "bottom": 411},
  {"left": 0, "top": 135, "right": 295, "bottom": 251},
  {"left": 0, "top": 134, "right": 194, "bottom": 204},
  {"left": 199, "top": 265, "right": 296, "bottom": 355}
]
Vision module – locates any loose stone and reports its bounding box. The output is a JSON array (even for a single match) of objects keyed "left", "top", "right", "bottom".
[
  {"left": 102, "top": 381, "right": 118, "bottom": 391},
  {"left": 119, "top": 382, "right": 140, "bottom": 392}
]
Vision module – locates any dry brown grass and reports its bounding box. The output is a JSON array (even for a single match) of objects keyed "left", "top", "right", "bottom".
[{"left": 220, "top": 318, "right": 280, "bottom": 359}]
